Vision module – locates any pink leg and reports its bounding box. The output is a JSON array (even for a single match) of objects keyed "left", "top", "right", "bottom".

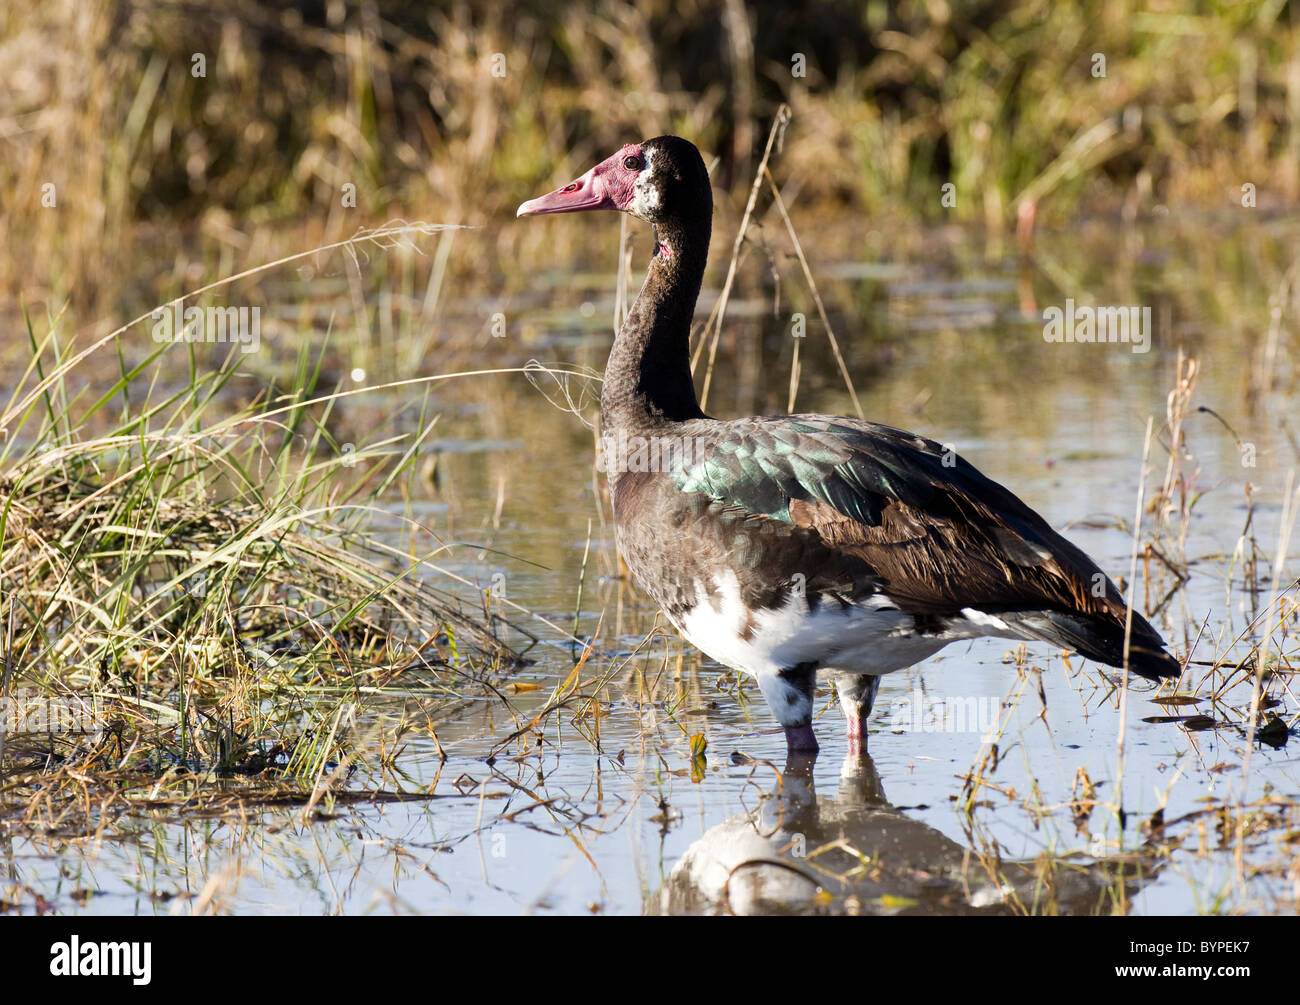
[
  {"left": 845, "top": 713, "right": 868, "bottom": 756},
  {"left": 783, "top": 724, "right": 820, "bottom": 753}
]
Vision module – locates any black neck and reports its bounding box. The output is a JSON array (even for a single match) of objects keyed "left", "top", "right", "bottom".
[{"left": 600, "top": 213, "right": 710, "bottom": 430}]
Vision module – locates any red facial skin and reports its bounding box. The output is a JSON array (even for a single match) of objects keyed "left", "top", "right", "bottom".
[{"left": 516, "top": 144, "right": 643, "bottom": 217}]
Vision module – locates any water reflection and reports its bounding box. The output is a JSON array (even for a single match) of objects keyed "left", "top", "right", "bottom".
[{"left": 662, "top": 752, "right": 1160, "bottom": 916}]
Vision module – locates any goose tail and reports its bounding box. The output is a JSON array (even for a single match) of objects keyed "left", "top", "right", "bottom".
[{"left": 1007, "top": 610, "right": 1181, "bottom": 682}]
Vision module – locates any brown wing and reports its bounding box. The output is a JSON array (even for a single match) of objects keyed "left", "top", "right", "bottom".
[{"left": 668, "top": 415, "right": 1178, "bottom": 678}]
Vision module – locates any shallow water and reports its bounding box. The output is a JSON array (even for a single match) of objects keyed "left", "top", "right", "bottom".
[{"left": 4, "top": 211, "right": 1299, "bottom": 914}]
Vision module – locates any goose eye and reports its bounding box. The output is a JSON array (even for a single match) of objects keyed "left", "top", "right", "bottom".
[{"left": 623, "top": 155, "right": 643, "bottom": 171}]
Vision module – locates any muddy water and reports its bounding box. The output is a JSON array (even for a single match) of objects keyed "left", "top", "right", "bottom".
[{"left": 5, "top": 211, "right": 1299, "bottom": 914}]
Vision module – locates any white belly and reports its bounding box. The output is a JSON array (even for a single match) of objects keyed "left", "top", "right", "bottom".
[{"left": 671, "top": 570, "right": 1003, "bottom": 678}]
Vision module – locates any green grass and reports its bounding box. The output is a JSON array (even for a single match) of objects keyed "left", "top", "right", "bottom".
[{"left": 0, "top": 258, "right": 534, "bottom": 833}]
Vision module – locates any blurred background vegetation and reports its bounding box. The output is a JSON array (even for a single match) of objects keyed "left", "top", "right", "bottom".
[{"left": 2, "top": 0, "right": 1297, "bottom": 320}]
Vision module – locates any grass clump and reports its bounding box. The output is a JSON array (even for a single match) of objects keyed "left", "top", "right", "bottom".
[{"left": 0, "top": 300, "right": 527, "bottom": 837}]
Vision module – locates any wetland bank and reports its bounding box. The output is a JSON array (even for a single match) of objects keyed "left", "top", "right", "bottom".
[{"left": 2, "top": 1, "right": 1299, "bottom": 916}]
